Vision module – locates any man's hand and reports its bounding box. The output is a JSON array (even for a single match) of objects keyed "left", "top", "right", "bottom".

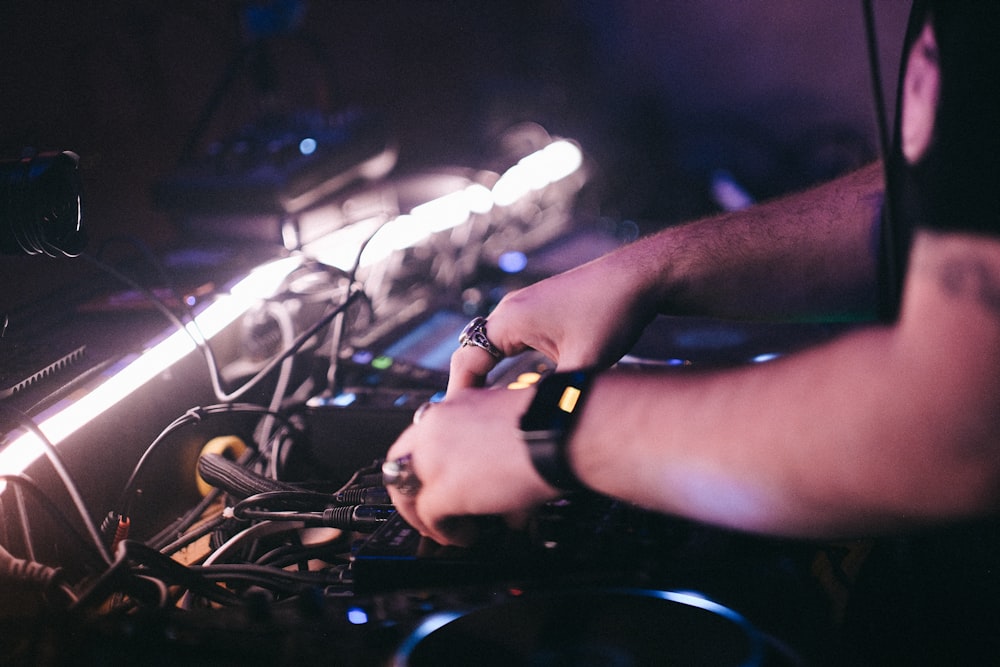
[
  {"left": 384, "top": 386, "right": 559, "bottom": 546},
  {"left": 448, "top": 254, "right": 658, "bottom": 396}
]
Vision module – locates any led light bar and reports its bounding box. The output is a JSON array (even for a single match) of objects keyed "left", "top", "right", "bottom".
[
  {"left": 302, "top": 139, "right": 584, "bottom": 271},
  {"left": 0, "top": 256, "right": 302, "bottom": 479}
]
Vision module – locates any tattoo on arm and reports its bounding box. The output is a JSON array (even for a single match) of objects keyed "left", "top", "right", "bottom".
[{"left": 939, "top": 256, "right": 1000, "bottom": 317}]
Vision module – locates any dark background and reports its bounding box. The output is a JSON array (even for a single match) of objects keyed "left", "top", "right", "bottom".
[{"left": 0, "top": 0, "right": 910, "bottom": 314}]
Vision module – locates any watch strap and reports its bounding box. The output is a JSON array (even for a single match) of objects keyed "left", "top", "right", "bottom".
[{"left": 519, "top": 368, "right": 595, "bottom": 492}]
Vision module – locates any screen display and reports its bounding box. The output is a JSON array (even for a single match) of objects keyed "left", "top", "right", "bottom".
[{"left": 380, "top": 310, "right": 470, "bottom": 373}]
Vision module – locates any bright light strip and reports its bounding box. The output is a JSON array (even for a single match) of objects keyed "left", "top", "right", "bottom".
[
  {"left": 357, "top": 183, "right": 494, "bottom": 267},
  {"left": 0, "top": 140, "right": 585, "bottom": 481},
  {"left": 0, "top": 255, "right": 303, "bottom": 478},
  {"left": 302, "top": 140, "right": 582, "bottom": 271},
  {"left": 297, "top": 217, "right": 386, "bottom": 274},
  {"left": 492, "top": 139, "right": 583, "bottom": 206},
  {"left": 303, "top": 183, "right": 494, "bottom": 271}
]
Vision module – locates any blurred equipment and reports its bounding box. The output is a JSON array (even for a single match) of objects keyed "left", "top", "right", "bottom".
[
  {"left": 0, "top": 339, "right": 86, "bottom": 399},
  {"left": 0, "top": 150, "right": 86, "bottom": 257},
  {"left": 154, "top": 108, "right": 397, "bottom": 244},
  {"left": 0, "top": 106, "right": 825, "bottom": 665}
]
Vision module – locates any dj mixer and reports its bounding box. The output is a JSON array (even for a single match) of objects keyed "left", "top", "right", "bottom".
[{"left": 0, "top": 115, "right": 860, "bottom": 666}]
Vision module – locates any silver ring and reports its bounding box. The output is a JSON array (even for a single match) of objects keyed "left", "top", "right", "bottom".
[
  {"left": 382, "top": 454, "right": 422, "bottom": 495},
  {"left": 459, "top": 316, "right": 504, "bottom": 360},
  {"left": 412, "top": 401, "right": 435, "bottom": 425}
]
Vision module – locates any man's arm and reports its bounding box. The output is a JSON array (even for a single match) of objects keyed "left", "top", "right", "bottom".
[
  {"left": 388, "top": 228, "right": 1000, "bottom": 545},
  {"left": 572, "top": 229, "right": 1000, "bottom": 537},
  {"left": 449, "top": 162, "right": 885, "bottom": 391},
  {"left": 652, "top": 160, "right": 884, "bottom": 320}
]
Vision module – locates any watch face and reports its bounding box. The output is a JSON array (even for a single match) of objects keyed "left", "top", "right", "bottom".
[{"left": 520, "top": 370, "right": 590, "bottom": 432}]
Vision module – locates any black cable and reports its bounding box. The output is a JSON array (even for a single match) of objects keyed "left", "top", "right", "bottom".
[
  {"left": 177, "top": 45, "right": 254, "bottom": 166},
  {"left": 146, "top": 486, "right": 224, "bottom": 552},
  {"left": 230, "top": 490, "right": 337, "bottom": 518},
  {"left": 190, "top": 562, "right": 350, "bottom": 595},
  {"left": 0, "top": 542, "right": 68, "bottom": 603},
  {"left": 94, "top": 235, "right": 184, "bottom": 303},
  {"left": 72, "top": 540, "right": 240, "bottom": 611},
  {"left": 233, "top": 504, "right": 395, "bottom": 532},
  {"left": 81, "top": 249, "right": 365, "bottom": 405},
  {"left": 0, "top": 474, "right": 107, "bottom": 571},
  {"left": 116, "top": 403, "right": 299, "bottom": 516},
  {"left": 332, "top": 486, "right": 391, "bottom": 506},
  {"left": 226, "top": 485, "right": 396, "bottom": 531},
  {"left": 78, "top": 250, "right": 227, "bottom": 393},
  {"left": 0, "top": 406, "right": 112, "bottom": 565},
  {"left": 862, "top": 0, "right": 902, "bottom": 318},
  {"left": 198, "top": 451, "right": 299, "bottom": 499},
  {"left": 862, "top": 0, "right": 892, "bottom": 164},
  {"left": 253, "top": 539, "right": 349, "bottom": 569},
  {"left": 233, "top": 509, "right": 325, "bottom": 523},
  {"left": 219, "top": 284, "right": 365, "bottom": 403},
  {"left": 6, "top": 471, "right": 35, "bottom": 560},
  {"left": 332, "top": 460, "right": 385, "bottom": 495},
  {"left": 147, "top": 447, "right": 265, "bottom": 551},
  {"left": 156, "top": 513, "right": 229, "bottom": 558}
]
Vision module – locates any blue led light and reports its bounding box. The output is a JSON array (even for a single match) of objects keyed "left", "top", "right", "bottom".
[
  {"left": 332, "top": 392, "right": 357, "bottom": 407},
  {"left": 394, "top": 612, "right": 464, "bottom": 659},
  {"left": 498, "top": 251, "right": 528, "bottom": 274},
  {"left": 751, "top": 352, "right": 782, "bottom": 364},
  {"left": 299, "top": 137, "right": 318, "bottom": 155},
  {"left": 352, "top": 350, "right": 374, "bottom": 365},
  {"left": 346, "top": 607, "right": 369, "bottom": 625},
  {"left": 393, "top": 589, "right": 764, "bottom": 667}
]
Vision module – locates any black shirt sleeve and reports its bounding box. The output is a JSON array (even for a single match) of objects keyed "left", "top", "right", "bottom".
[{"left": 887, "top": 0, "right": 1000, "bottom": 238}]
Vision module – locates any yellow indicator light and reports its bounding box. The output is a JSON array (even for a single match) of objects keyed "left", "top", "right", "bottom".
[
  {"left": 558, "top": 386, "right": 581, "bottom": 414},
  {"left": 506, "top": 372, "right": 543, "bottom": 391}
]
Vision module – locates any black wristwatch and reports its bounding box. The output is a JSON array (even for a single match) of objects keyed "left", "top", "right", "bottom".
[{"left": 519, "top": 368, "right": 596, "bottom": 492}]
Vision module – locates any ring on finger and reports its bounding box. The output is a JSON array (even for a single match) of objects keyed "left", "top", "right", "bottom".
[
  {"left": 459, "top": 316, "right": 504, "bottom": 360},
  {"left": 412, "top": 400, "right": 435, "bottom": 424},
  {"left": 382, "top": 454, "right": 422, "bottom": 495}
]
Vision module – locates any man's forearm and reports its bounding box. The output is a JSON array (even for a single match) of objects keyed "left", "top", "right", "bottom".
[
  {"left": 632, "top": 161, "right": 885, "bottom": 321},
  {"left": 567, "top": 231, "right": 1000, "bottom": 538}
]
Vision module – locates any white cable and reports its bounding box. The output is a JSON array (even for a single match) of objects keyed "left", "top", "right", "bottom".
[
  {"left": 201, "top": 519, "right": 306, "bottom": 567},
  {"left": 178, "top": 520, "right": 305, "bottom": 609},
  {"left": 260, "top": 302, "right": 297, "bottom": 479}
]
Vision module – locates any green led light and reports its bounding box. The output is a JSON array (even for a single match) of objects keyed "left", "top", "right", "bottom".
[{"left": 371, "top": 355, "right": 393, "bottom": 370}]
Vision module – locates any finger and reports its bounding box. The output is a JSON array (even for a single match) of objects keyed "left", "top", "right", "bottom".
[
  {"left": 383, "top": 440, "right": 433, "bottom": 537},
  {"left": 447, "top": 344, "right": 498, "bottom": 396},
  {"left": 386, "top": 486, "right": 432, "bottom": 537},
  {"left": 430, "top": 515, "right": 480, "bottom": 548},
  {"left": 389, "top": 486, "right": 475, "bottom": 547},
  {"left": 502, "top": 508, "right": 534, "bottom": 532},
  {"left": 448, "top": 315, "right": 509, "bottom": 393}
]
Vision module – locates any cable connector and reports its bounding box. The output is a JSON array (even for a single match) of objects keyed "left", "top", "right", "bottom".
[
  {"left": 100, "top": 511, "right": 130, "bottom": 554},
  {"left": 321, "top": 504, "right": 395, "bottom": 532},
  {"left": 0, "top": 544, "right": 63, "bottom": 592},
  {"left": 332, "top": 486, "right": 391, "bottom": 505}
]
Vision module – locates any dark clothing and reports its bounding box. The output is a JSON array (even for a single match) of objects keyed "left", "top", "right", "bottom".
[
  {"left": 850, "top": 3, "right": 1000, "bottom": 663},
  {"left": 881, "top": 0, "right": 1000, "bottom": 318}
]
